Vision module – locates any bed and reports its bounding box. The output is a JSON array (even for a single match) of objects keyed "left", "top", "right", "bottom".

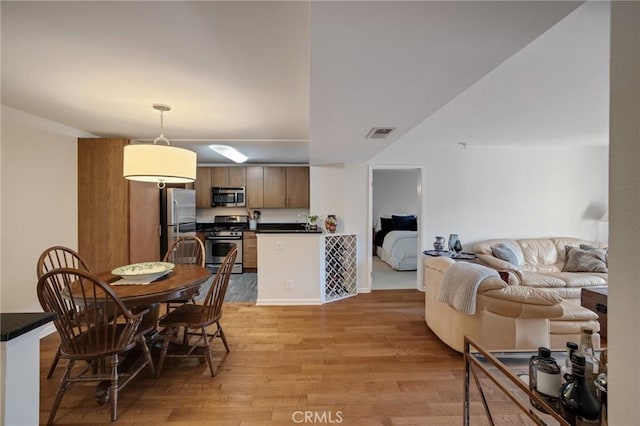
[{"left": 374, "top": 215, "right": 418, "bottom": 271}]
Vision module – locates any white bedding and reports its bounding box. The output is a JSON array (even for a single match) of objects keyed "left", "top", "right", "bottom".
[{"left": 377, "top": 230, "right": 417, "bottom": 271}]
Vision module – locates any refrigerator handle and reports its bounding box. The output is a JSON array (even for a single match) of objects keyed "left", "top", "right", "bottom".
[{"left": 173, "top": 199, "right": 180, "bottom": 239}]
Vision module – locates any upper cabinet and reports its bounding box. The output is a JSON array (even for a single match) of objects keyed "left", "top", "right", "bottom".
[
  {"left": 211, "top": 167, "right": 246, "bottom": 187},
  {"left": 195, "top": 166, "right": 248, "bottom": 208},
  {"left": 263, "top": 167, "right": 287, "bottom": 208},
  {"left": 196, "top": 165, "right": 309, "bottom": 209},
  {"left": 246, "top": 166, "right": 264, "bottom": 208},
  {"left": 286, "top": 167, "right": 310, "bottom": 208},
  {"left": 195, "top": 167, "right": 212, "bottom": 208}
]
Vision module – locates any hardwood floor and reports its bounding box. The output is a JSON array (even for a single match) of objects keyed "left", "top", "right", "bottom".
[{"left": 38, "top": 290, "right": 523, "bottom": 425}]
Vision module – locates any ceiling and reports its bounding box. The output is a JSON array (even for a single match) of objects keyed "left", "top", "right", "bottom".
[{"left": 1, "top": 1, "right": 606, "bottom": 166}]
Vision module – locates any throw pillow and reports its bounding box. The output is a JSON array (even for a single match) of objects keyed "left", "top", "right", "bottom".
[
  {"left": 392, "top": 215, "right": 417, "bottom": 231},
  {"left": 580, "top": 244, "right": 609, "bottom": 266},
  {"left": 380, "top": 217, "right": 393, "bottom": 232},
  {"left": 491, "top": 243, "right": 520, "bottom": 267},
  {"left": 563, "top": 246, "right": 608, "bottom": 273}
]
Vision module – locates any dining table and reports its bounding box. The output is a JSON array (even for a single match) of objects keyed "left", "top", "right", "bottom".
[
  {"left": 96, "top": 263, "right": 211, "bottom": 308},
  {"left": 80, "top": 263, "right": 211, "bottom": 402}
]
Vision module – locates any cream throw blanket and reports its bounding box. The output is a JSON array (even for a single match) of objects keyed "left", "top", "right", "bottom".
[{"left": 438, "top": 262, "right": 499, "bottom": 315}]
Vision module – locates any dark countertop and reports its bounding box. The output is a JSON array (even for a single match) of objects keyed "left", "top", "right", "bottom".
[
  {"left": 1, "top": 312, "right": 56, "bottom": 342},
  {"left": 254, "top": 229, "right": 323, "bottom": 234},
  {"left": 197, "top": 222, "right": 323, "bottom": 234}
]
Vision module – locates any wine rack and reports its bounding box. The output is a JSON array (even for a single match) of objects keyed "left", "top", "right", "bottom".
[{"left": 323, "top": 234, "right": 357, "bottom": 303}]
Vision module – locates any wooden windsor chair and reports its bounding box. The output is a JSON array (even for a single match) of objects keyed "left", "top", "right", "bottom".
[
  {"left": 37, "top": 268, "right": 155, "bottom": 424},
  {"left": 156, "top": 245, "right": 237, "bottom": 378},
  {"left": 37, "top": 246, "right": 92, "bottom": 379},
  {"left": 162, "top": 236, "right": 206, "bottom": 314}
]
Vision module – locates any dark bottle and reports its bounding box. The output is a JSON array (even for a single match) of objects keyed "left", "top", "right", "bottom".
[
  {"left": 560, "top": 354, "right": 601, "bottom": 425},
  {"left": 529, "top": 347, "right": 562, "bottom": 412},
  {"left": 563, "top": 342, "right": 579, "bottom": 377},
  {"left": 577, "top": 328, "right": 599, "bottom": 396}
]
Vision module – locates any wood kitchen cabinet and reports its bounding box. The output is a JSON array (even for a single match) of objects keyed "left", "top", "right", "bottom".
[
  {"left": 243, "top": 231, "right": 257, "bottom": 272},
  {"left": 246, "top": 166, "right": 264, "bottom": 208},
  {"left": 211, "top": 167, "right": 246, "bottom": 187},
  {"left": 195, "top": 167, "right": 212, "bottom": 208},
  {"left": 245, "top": 166, "right": 309, "bottom": 209},
  {"left": 286, "top": 167, "right": 310, "bottom": 208},
  {"left": 78, "top": 138, "right": 160, "bottom": 272},
  {"left": 263, "top": 167, "right": 287, "bottom": 208}
]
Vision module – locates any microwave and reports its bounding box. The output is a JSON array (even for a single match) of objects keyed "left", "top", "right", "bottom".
[{"left": 211, "top": 187, "right": 246, "bottom": 207}]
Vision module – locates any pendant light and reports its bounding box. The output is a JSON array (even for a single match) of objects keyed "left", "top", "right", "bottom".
[{"left": 123, "top": 103, "right": 197, "bottom": 188}]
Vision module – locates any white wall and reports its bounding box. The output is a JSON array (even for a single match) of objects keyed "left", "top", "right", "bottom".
[
  {"left": 0, "top": 106, "right": 91, "bottom": 312},
  {"left": 373, "top": 145, "right": 608, "bottom": 251},
  {"left": 372, "top": 169, "right": 419, "bottom": 229}
]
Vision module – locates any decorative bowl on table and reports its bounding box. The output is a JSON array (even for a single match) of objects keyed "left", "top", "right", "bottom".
[{"left": 111, "top": 262, "right": 175, "bottom": 281}]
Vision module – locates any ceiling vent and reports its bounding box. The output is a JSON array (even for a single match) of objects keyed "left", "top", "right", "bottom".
[{"left": 366, "top": 127, "right": 396, "bottom": 139}]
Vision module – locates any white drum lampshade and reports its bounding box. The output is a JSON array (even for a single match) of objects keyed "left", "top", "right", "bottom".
[
  {"left": 123, "top": 144, "right": 197, "bottom": 184},
  {"left": 123, "top": 103, "right": 197, "bottom": 186}
]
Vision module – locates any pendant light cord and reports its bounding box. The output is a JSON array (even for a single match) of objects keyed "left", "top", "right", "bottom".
[{"left": 153, "top": 106, "right": 171, "bottom": 146}]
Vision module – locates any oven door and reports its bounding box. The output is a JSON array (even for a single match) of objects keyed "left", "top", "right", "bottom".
[{"left": 205, "top": 238, "right": 243, "bottom": 273}]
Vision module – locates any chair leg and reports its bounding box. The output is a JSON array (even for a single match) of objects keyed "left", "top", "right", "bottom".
[
  {"left": 139, "top": 335, "right": 155, "bottom": 378},
  {"left": 217, "top": 321, "right": 230, "bottom": 352},
  {"left": 202, "top": 328, "right": 216, "bottom": 377},
  {"left": 110, "top": 354, "right": 119, "bottom": 422},
  {"left": 156, "top": 329, "right": 172, "bottom": 378},
  {"left": 46, "top": 346, "right": 61, "bottom": 379},
  {"left": 47, "top": 359, "right": 75, "bottom": 425}
]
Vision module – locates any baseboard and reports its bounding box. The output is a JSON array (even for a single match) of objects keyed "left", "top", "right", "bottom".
[{"left": 256, "top": 298, "right": 321, "bottom": 306}]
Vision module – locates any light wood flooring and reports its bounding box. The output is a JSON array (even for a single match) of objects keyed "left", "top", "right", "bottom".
[{"left": 39, "top": 290, "right": 532, "bottom": 425}]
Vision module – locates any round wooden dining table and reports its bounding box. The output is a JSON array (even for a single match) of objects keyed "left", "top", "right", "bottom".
[
  {"left": 89, "top": 264, "right": 211, "bottom": 401},
  {"left": 95, "top": 264, "right": 211, "bottom": 308}
]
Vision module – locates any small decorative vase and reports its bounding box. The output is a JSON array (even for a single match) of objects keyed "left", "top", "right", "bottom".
[
  {"left": 433, "top": 236, "right": 446, "bottom": 251},
  {"left": 325, "top": 214, "right": 337, "bottom": 233},
  {"left": 448, "top": 234, "right": 460, "bottom": 252}
]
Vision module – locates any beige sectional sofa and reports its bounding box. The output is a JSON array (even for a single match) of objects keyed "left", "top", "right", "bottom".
[
  {"left": 473, "top": 237, "right": 608, "bottom": 303},
  {"left": 423, "top": 236, "right": 605, "bottom": 352}
]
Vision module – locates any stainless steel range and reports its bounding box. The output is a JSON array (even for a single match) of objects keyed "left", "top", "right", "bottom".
[{"left": 204, "top": 215, "right": 248, "bottom": 274}]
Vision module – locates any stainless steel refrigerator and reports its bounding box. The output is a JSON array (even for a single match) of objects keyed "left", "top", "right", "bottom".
[{"left": 160, "top": 188, "right": 197, "bottom": 257}]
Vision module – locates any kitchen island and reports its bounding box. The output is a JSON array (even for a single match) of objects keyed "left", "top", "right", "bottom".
[
  {"left": 256, "top": 232, "right": 357, "bottom": 305},
  {"left": 1, "top": 312, "right": 55, "bottom": 425}
]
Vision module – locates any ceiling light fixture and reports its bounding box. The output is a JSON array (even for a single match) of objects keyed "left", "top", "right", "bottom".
[
  {"left": 123, "top": 103, "right": 197, "bottom": 188},
  {"left": 209, "top": 144, "right": 248, "bottom": 163}
]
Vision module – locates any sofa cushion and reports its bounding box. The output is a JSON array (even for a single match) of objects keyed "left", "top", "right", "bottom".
[
  {"left": 520, "top": 272, "right": 567, "bottom": 288},
  {"left": 518, "top": 239, "right": 559, "bottom": 269},
  {"left": 563, "top": 246, "right": 608, "bottom": 273},
  {"left": 549, "top": 272, "right": 608, "bottom": 287}
]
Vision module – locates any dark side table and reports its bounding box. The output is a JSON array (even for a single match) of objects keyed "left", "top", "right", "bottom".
[{"left": 581, "top": 286, "right": 608, "bottom": 339}]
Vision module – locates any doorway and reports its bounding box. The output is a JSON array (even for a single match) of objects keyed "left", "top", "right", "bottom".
[{"left": 369, "top": 167, "right": 422, "bottom": 291}]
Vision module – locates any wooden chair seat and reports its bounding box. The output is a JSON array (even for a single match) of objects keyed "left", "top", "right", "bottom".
[{"left": 159, "top": 303, "right": 220, "bottom": 328}]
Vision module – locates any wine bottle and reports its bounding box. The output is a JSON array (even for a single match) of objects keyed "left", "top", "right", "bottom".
[
  {"left": 577, "top": 328, "right": 599, "bottom": 395},
  {"left": 560, "top": 353, "right": 601, "bottom": 425},
  {"left": 529, "top": 347, "right": 561, "bottom": 412},
  {"left": 563, "top": 341, "right": 579, "bottom": 376}
]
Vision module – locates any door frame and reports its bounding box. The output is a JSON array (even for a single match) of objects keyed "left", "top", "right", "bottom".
[{"left": 367, "top": 165, "right": 424, "bottom": 292}]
